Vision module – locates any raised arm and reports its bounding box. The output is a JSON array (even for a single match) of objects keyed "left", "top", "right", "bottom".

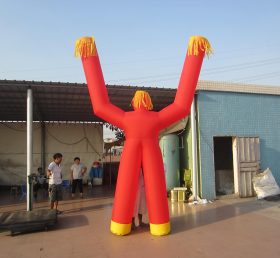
[
  {"left": 75, "top": 37, "right": 125, "bottom": 129},
  {"left": 158, "top": 36, "right": 212, "bottom": 129}
]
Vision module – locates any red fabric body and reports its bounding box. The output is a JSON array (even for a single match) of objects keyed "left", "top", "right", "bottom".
[{"left": 81, "top": 48, "right": 205, "bottom": 224}]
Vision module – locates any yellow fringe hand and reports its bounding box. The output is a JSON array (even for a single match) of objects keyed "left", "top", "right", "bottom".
[
  {"left": 75, "top": 36, "right": 97, "bottom": 58},
  {"left": 187, "top": 36, "right": 212, "bottom": 57}
]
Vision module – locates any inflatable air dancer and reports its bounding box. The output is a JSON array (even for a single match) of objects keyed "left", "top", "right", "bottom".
[{"left": 75, "top": 36, "right": 212, "bottom": 236}]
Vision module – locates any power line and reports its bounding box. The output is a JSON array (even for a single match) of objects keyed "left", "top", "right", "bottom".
[
  {"left": 106, "top": 57, "right": 280, "bottom": 85},
  {"left": 2, "top": 49, "right": 280, "bottom": 86},
  {"left": 231, "top": 70, "right": 280, "bottom": 83},
  {"left": 2, "top": 43, "right": 280, "bottom": 75},
  {"left": 203, "top": 57, "right": 280, "bottom": 75}
]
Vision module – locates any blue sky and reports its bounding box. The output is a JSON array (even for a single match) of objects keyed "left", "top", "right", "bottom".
[{"left": 1, "top": 0, "right": 280, "bottom": 88}]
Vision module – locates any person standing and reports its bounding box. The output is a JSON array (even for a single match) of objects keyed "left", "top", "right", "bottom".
[
  {"left": 132, "top": 169, "right": 148, "bottom": 229},
  {"left": 47, "top": 153, "right": 63, "bottom": 214},
  {"left": 89, "top": 161, "right": 103, "bottom": 187},
  {"left": 33, "top": 167, "right": 48, "bottom": 200},
  {"left": 71, "top": 157, "right": 87, "bottom": 198}
]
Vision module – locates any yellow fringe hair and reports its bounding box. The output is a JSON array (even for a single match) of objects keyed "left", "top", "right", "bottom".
[
  {"left": 75, "top": 37, "right": 97, "bottom": 58},
  {"left": 187, "top": 36, "right": 212, "bottom": 57},
  {"left": 131, "top": 90, "right": 153, "bottom": 110}
]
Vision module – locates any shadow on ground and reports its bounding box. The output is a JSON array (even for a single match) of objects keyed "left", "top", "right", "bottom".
[
  {"left": 56, "top": 214, "right": 89, "bottom": 229},
  {"left": 171, "top": 198, "right": 280, "bottom": 234}
]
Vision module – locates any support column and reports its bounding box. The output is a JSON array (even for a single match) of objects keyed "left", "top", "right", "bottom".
[
  {"left": 191, "top": 99, "right": 198, "bottom": 201},
  {"left": 41, "top": 122, "right": 46, "bottom": 170},
  {"left": 27, "top": 88, "right": 33, "bottom": 211}
]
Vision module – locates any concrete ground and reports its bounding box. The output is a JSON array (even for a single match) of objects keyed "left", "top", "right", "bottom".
[{"left": 0, "top": 186, "right": 280, "bottom": 258}]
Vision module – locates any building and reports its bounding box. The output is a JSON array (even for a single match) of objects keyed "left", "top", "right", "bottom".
[
  {"left": 182, "top": 81, "right": 280, "bottom": 200},
  {"left": 1, "top": 79, "right": 280, "bottom": 202}
]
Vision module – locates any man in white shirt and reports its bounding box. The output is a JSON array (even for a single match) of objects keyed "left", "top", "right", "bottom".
[
  {"left": 47, "top": 153, "right": 63, "bottom": 214},
  {"left": 71, "top": 157, "right": 87, "bottom": 198}
]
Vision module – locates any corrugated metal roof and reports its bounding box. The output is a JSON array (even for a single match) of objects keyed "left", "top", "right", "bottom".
[
  {"left": 197, "top": 80, "right": 280, "bottom": 95},
  {"left": 0, "top": 80, "right": 176, "bottom": 122},
  {"left": 2, "top": 79, "right": 278, "bottom": 122}
]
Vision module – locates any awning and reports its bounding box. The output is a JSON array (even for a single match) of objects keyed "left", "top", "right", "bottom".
[{"left": 0, "top": 80, "right": 176, "bottom": 122}]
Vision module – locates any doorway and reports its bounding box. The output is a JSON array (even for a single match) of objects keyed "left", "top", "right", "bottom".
[{"left": 213, "top": 137, "right": 234, "bottom": 196}]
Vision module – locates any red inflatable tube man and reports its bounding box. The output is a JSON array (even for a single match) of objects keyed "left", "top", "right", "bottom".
[{"left": 75, "top": 36, "right": 212, "bottom": 236}]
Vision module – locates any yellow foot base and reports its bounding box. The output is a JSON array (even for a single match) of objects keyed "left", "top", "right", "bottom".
[
  {"left": 110, "top": 220, "right": 131, "bottom": 236},
  {"left": 150, "top": 222, "right": 171, "bottom": 236}
]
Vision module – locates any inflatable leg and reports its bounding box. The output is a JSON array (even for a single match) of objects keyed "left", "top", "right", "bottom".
[
  {"left": 142, "top": 141, "right": 170, "bottom": 236},
  {"left": 110, "top": 141, "right": 141, "bottom": 235}
]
